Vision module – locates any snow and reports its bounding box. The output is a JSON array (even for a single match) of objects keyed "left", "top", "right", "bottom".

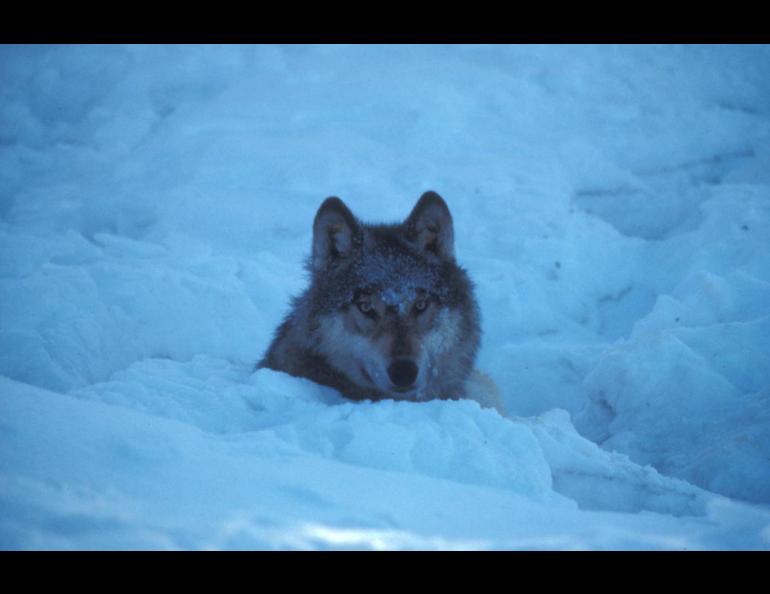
[{"left": 2, "top": 44, "right": 770, "bottom": 549}]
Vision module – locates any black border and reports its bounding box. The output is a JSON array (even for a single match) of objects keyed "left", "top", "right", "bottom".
[
  {"left": 2, "top": 33, "right": 770, "bottom": 43},
  {"left": 0, "top": 549, "right": 766, "bottom": 587}
]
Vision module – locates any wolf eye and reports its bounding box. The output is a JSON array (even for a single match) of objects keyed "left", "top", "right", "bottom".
[
  {"left": 355, "top": 299, "right": 378, "bottom": 318},
  {"left": 413, "top": 299, "right": 428, "bottom": 314},
  {"left": 352, "top": 289, "right": 376, "bottom": 317}
]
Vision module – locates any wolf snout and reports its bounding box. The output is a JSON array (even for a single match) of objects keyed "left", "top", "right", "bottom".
[{"left": 387, "top": 359, "right": 419, "bottom": 389}]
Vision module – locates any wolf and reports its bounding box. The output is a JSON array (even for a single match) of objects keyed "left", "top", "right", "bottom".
[{"left": 258, "top": 191, "right": 504, "bottom": 414}]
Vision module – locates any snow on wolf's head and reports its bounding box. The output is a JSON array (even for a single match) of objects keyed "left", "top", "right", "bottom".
[{"left": 260, "top": 191, "right": 480, "bottom": 403}]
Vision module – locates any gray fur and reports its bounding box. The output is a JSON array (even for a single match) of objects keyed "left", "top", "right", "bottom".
[{"left": 258, "top": 191, "right": 481, "bottom": 403}]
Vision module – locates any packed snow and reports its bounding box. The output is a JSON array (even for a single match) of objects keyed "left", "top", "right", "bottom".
[{"left": 1, "top": 44, "right": 770, "bottom": 550}]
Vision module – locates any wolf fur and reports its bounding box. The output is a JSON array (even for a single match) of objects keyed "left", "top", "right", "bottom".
[{"left": 259, "top": 191, "right": 504, "bottom": 414}]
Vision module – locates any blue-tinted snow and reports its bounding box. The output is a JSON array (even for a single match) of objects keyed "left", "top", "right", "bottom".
[{"left": 1, "top": 44, "right": 770, "bottom": 549}]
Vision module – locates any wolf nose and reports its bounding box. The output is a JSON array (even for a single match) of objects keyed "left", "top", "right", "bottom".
[{"left": 388, "top": 359, "right": 418, "bottom": 388}]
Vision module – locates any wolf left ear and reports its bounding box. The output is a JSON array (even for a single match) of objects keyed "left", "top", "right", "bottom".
[
  {"left": 404, "top": 191, "right": 455, "bottom": 261},
  {"left": 312, "top": 197, "right": 363, "bottom": 272}
]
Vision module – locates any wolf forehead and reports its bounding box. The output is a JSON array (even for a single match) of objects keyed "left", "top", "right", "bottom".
[{"left": 312, "top": 229, "right": 452, "bottom": 311}]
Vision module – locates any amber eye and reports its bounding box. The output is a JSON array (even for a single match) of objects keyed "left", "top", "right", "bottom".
[{"left": 414, "top": 299, "right": 428, "bottom": 314}]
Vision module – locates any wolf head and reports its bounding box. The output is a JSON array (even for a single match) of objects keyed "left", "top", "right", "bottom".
[
  {"left": 291, "top": 191, "right": 480, "bottom": 402},
  {"left": 260, "top": 192, "right": 480, "bottom": 402}
]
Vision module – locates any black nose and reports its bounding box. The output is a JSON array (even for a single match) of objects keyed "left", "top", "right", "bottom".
[{"left": 387, "top": 359, "right": 419, "bottom": 388}]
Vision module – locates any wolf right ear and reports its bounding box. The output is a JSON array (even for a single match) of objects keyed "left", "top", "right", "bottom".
[{"left": 312, "top": 197, "right": 363, "bottom": 272}]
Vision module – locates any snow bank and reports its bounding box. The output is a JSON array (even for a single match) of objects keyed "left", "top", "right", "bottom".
[
  {"left": 0, "top": 227, "right": 273, "bottom": 390},
  {"left": 574, "top": 185, "right": 770, "bottom": 503},
  {"left": 5, "top": 374, "right": 769, "bottom": 550}
]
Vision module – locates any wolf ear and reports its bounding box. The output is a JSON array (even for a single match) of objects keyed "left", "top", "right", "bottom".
[
  {"left": 404, "top": 191, "right": 455, "bottom": 261},
  {"left": 312, "top": 197, "right": 363, "bottom": 272}
]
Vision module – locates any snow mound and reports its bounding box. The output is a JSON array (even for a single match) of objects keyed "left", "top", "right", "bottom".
[
  {"left": 6, "top": 374, "right": 769, "bottom": 550},
  {"left": 574, "top": 185, "right": 770, "bottom": 504}
]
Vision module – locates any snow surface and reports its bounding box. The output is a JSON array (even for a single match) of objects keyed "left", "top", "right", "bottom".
[{"left": 1, "top": 44, "right": 770, "bottom": 549}]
